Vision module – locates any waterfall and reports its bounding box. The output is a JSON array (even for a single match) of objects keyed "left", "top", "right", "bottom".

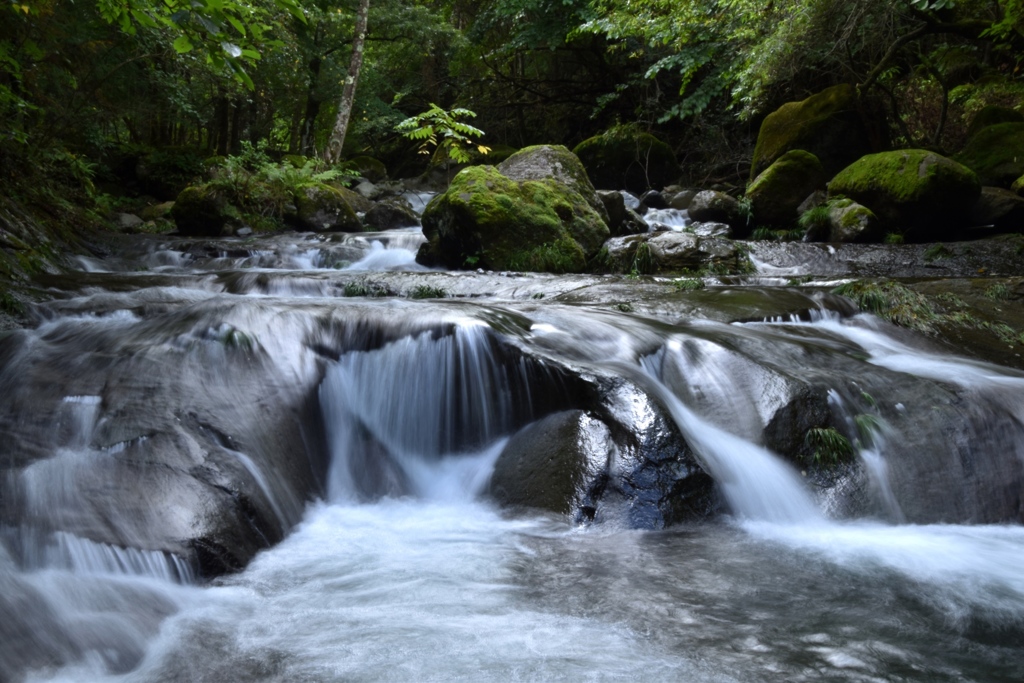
[
  {"left": 633, "top": 344, "right": 823, "bottom": 524},
  {"left": 320, "top": 324, "right": 535, "bottom": 503}
]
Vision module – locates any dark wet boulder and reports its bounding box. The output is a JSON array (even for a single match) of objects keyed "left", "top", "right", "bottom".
[
  {"left": 497, "top": 144, "right": 609, "bottom": 224},
  {"left": 751, "top": 84, "right": 872, "bottom": 180},
  {"left": 955, "top": 122, "right": 1024, "bottom": 188},
  {"left": 746, "top": 150, "right": 827, "bottom": 228},
  {"left": 602, "top": 232, "right": 742, "bottom": 275},
  {"left": 828, "top": 150, "right": 981, "bottom": 240},
  {"left": 572, "top": 128, "right": 679, "bottom": 194},
  {"left": 965, "top": 105, "right": 1023, "bottom": 140},
  {"left": 969, "top": 186, "right": 1024, "bottom": 232},
  {"left": 488, "top": 410, "right": 610, "bottom": 517},
  {"left": 417, "top": 162, "right": 609, "bottom": 273},
  {"left": 364, "top": 199, "right": 420, "bottom": 230},
  {"left": 827, "top": 198, "right": 882, "bottom": 243},
  {"left": 669, "top": 189, "right": 698, "bottom": 210},
  {"left": 597, "top": 190, "right": 647, "bottom": 236},
  {"left": 688, "top": 190, "right": 749, "bottom": 237},
  {"left": 171, "top": 184, "right": 237, "bottom": 237},
  {"left": 295, "top": 185, "right": 364, "bottom": 232}
]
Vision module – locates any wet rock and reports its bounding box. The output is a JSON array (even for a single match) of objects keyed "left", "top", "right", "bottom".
[
  {"left": 969, "top": 186, "right": 1024, "bottom": 232},
  {"left": 689, "top": 222, "right": 732, "bottom": 238},
  {"left": 418, "top": 156, "right": 609, "bottom": 272},
  {"left": 746, "top": 150, "right": 827, "bottom": 228},
  {"left": 828, "top": 198, "right": 882, "bottom": 243},
  {"left": 171, "top": 184, "right": 236, "bottom": 237},
  {"left": 296, "top": 185, "right": 364, "bottom": 232},
  {"left": 488, "top": 410, "right": 610, "bottom": 516},
  {"left": 669, "top": 189, "right": 698, "bottom": 210},
  {"left": 597, "top": 189, "right": 627, "bottom": 235},
  {"left": 955, "top": 122, "right": 1024, "bottom": 188},
  {"left": 355, "top": 181, "right": 383, "bottom": 200},
  {"left": 828, "top": 149, "right": 980, "bottom": 241},
  {"left": 640, "top": 190, "right": 669, "bottom": 211},
  {"left": 751, "top": 84, "right": 872, "bottom": 180},
  {"left": 572, "top": 128, "right": 679, "bottom": 194},
  {"left": 116, "top": 213, "right": 144, "bottom": 233},
  {"left": 688, "top": 191, "right": 748, "bottom": 237},
  {"left": 364, "top": 200, "right": 420, "bottom": 231},
  {"left": 604, "top": 231, "right": 740, "bottom": 275},
  {"left": 591, "top": 378, "right": 716, "bottom": 527}
]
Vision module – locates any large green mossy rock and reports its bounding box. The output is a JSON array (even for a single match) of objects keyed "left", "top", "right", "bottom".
[
  {"left": 295, "top": 184, "right": 363, "bottom": 232},
  {"left": 965, "top": 106, "right": 1024, "bottom": 140},
  {"left": 497, "top": 144, "right": 609, "bottom": 224},
  {"left": 955, "top": 122, "right": 1024, "bottom": 187},
  {"left": 572, "top": 129, "right": 678, "bottom": 193},
  {"left": 418, "top": 164, "right": 609, "bottom": 272},
  {"left": 171, "top": 184, "right": 236, "bottom": 236},
  {"left": 751, "top": 84, "right": 871, "bottom": 181},
  {"left": 828, "top": 150, "right": 980, "bottom": 240},
  {"left": 746, "top": 150, "right": 827, "bottom": 228}
]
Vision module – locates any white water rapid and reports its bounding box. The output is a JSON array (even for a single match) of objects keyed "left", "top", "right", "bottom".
[{"left": 4, "top": 234, "right": 1024, "bottom": 682}]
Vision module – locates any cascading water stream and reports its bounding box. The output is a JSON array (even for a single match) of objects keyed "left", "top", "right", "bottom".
[{"left": 6, "top": 239, "right": 1024, "bottom": 682}]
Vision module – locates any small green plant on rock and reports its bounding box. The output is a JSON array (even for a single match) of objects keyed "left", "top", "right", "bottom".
[
  {"left": 923, "top": 244, "right": 954, "bottom": 262},
  {"left": 409, "top": 285, "right": 448, "bottom": 299},
  {"left": 673, "top": 277, "right": 705, "bottom": 291},
  {"left": 629, "top": 241, "right": 655, "bottom": 276},
  {"left": 804, "top": 427, "right": 854, "bottom": 465}
]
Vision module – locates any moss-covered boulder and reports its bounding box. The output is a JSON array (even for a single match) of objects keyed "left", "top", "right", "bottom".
[
  {"left": 1013, "top": 175, "right": 1024, "bottom": 197},
  {"left": 746, "top": 150, "right": 827, "bottom": 228},
  {"left": 348, "top": 156, "right": 388, "bottom": 183},
  {"left": 295, "top": 185, "right": 364, "bottom": 232},
  {"left": 827, "top": 198, "right": 882, "bottom": 243},
  {"left": 828, "top": 150, "right": 981, "bottom": 240},
  {"left": 418, "top": 165, "right": 609, "bottom": 272},
  {"left": 171, "top": 184, "right": 236, "bottom": 236},
  {"left": 751, "top": 84, "right": 872, "bottom": 181},
  {"left": 965, "top": 106, "right": 1024, "bottom": 140},
  {"left": 497, "top": 144, "right": 609, "bottom": 224},
  {"left": 955, "top": 122, "right": 1024, "bottom": 187},
  {"left": 572, "top": 128, "right": 679, "bottom": 193}
]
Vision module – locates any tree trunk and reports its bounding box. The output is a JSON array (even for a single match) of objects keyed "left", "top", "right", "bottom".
[
  {"left": 300, "top": 56, "right": 323, "bottom": 156},
  {"left": 324, "top": 0, "right": 370, "bottom": 164}
]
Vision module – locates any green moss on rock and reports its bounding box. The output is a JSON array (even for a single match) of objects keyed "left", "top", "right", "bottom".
[
  {"left": 746, "top": 150, "right": 827, "bottom": 228},
  {"left": 965, "top": 106, "right": 1023, "bottom": 140},
  {"left": 571, "top": 128, "right": 678, "bottom": 193},
  {"left": 172, "top": 183, "right": 234, "bottom": 236},
  {"left": 955, "top": 122, "right": 1024, "bottom": 187},
  {"left": 295, "top": 184, "right": 364, "bottom": 232},
  {"left": 418, "top": 165, "right": 609, "bottom": 272},
  {"left": 751, "top": 84, "right": 871, "bottom": 181},
  {"left": 828, "top": 149, "right": 980, "bottom": 240}
]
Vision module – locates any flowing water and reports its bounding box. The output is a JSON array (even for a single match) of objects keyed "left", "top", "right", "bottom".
[{"left": 3, "top": 230, "right": 1024, "bottom": 682}]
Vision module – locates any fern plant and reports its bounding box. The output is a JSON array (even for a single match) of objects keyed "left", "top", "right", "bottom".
[{"left": 395, "top": 104, "right": 490, "bottom": 165}]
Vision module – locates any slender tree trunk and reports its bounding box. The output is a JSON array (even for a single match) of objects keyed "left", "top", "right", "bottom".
[
  {"left": 300, "top": 56, "right": 324, "bottom": 156},
  {"left": 324, "top": 0, "right": 369, "bottom": 164}
]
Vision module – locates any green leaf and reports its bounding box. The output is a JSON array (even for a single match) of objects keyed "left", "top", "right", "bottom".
[
  {"left": 173, "top": 35, "right": 194, "bottom": 54},
  {"left": 227, "top": 16, "right": 246, "bottom": 36}
]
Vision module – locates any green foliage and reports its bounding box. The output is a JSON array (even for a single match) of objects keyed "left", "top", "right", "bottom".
[
  {"left": 395, "top": 104, "right": 489, "bottom": 165},
  {"left": 884, "top": 232, "right": 905, "bottom": 244},
  {"left": 408, "top": 285, "right": 448, "bottom": 299},
  {"left": 804, "top": 427, "right": 854, "bottom": 465},
  {"left": 923, "top": 244, "right": 954, "bottom": 262},
  {"left": 672, "top": 277, "right": 705, "bottom": 291},
  {"left": 630, "top": 241, "right": 655, "bottom": 275},
  {"left": 985, "top": 283, "right": 1010, "bottom": 301},
  {"left": 798, "top": 205, "right": 831, "bottom": 233}
]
